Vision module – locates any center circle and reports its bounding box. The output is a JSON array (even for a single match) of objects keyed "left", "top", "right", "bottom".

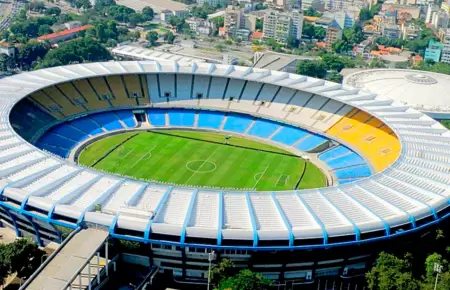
[{"left": 186, "top": 160, "right": 217, "bottom": 173}]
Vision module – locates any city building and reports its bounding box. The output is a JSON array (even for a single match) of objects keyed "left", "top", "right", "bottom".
[
  {"left": 380, "top": 3, "right": 420, "bottom": 19},
  {"left": 253, "top": 50, "right": 319, "bottom": 71},
  {"left": 424, "top": 40, "right": 443, "bottom": 62},
  {"left": 224, "top": 5, "right": 256, "bottom": 38},
  {"left": 431, "top": 10, "right": 449, "bottom": 30},
  {"left": 185, "top": 17, "right": 213, "bottom": 36},
  {"left": 381, "top": 23, "right": 402, "bottom": 39},
  {"left": 0, "top": 42, "right": 15, "bottom": 58},
  {"left": 263, "top": 10, "right": 303, "bottom": 43},
  {"left": 301, "top": 0, "right": 325, "bottom": 11},
  {"left": 426, "top": 4, "right": 440, "bottom": 23},
  {"left": 440, "top": 30, "right": 450, "bottom": 63},
  {"left": 325, "top": 23, "right": 343, "bottom": 51},
  {"left": 323, "top": 9, "right": 358, "bottom": 29},
  {"left": 198, "top": 0, "right": 230, "bottom": 6},
  {"left": 352, "top": 38, "right": 373, "bottom": 58},
  {"left": 116, "top": 0, "right": 188, "bottom": 19},
  {"left": 401, "top": 22, "right": 421, "bottom": 40},
  {"left": 324, "top": 0, "right": 368, "bottom": 12},
  {"left": 37, "top": 24, "right": 94, "bottom": 44}
]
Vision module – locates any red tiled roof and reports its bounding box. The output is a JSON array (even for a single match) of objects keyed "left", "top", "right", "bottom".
[
  {"left": 252, "top": 31, "right": 263, "bottom": 39},
  {"left": 37, "top": 24, "right": 94, "bottom": 41}
]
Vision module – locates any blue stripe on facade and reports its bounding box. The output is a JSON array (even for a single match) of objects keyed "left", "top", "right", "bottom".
[
  {"left": 271, "top": 193, "right": 294, "bottom": 247},
  {"left": 217, "top": 192, "right": 223, "bottom": 246},
  {"left": 144, "top": 186, "right": 172, "bottom": 240},
  {"left": 245, "top": 193, "right": 258, "bottom": 247},
  {"left": 318, "top": 190, "right": 360, "bottom": 241},
  {"left": 295, "top": 192, "right": 328, "bottom": 245},
  {"left": 180, "top": 190, "right": 198, "bottom": 244}
]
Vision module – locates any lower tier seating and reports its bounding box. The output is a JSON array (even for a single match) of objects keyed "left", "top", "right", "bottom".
[{"left": 34, "top": 108, "right": 371, "bottom": 185}]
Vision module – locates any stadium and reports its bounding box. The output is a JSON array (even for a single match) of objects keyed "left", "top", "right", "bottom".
[{"left": 0, "top": 61, "right": 449, "bottom": 284}]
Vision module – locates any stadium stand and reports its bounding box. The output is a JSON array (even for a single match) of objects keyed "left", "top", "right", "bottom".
[
  {"left": 147, "top": 109, "right": 167, "bottom": 126},
  {"left": 271, "top": 125, "right": 310, "bottom": 146},
  {"left": 326, "top": 109, "right": 401, "bottom": 172},
  {"left": 168, "top": 109, "right": 196, "bottom": 127},
  {"left": 10, "top": 99, "right": 56, "bottom": 141},
  {"left": 115, "top": 110, "right": 137, "bottom": 128},
  {"left": 10, "top": 62, "right": 447, "bottom": 284},
  {"left": 89, "top": 112, "right": 124, "bottom": 131},
  {"left": 105, "top": 75, "right": 137, "bottom": 107},
  {"left": 197, "top": 111, "right": 226, "bottom": 129},
  {"left": 247, "top": 119, "right": 281, "bottom": 138},
  {"left": 223, "top": 114, "right": 254, "bottom": 133},
  {"left": 72, "top": 79, "right": 110, "bottom": 110}
]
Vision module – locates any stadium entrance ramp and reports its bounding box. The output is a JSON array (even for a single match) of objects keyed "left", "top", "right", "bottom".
[{"left": 21, "top": 228, "right": 110, "bottom": 290}]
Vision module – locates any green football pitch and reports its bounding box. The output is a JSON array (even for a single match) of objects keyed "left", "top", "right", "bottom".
[{"left": 78, "top": 130, "right": 327, "bottom": 191}]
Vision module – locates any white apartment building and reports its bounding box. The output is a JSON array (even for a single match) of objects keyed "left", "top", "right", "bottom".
[
  {"left": 263, "top": 10, "right": 303, "bottom": 43},
  {"left": 440, "top": 30, "right": 450, "bottom": 63},
  {"left": 431, "top": 10, "right": 449, "bottom": 30}
]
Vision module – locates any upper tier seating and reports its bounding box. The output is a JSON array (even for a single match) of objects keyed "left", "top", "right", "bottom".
[
  {"left": 326, "top": 109, "right": 401, "bottom": 172},
  {"left": 197, "top": 111, "right": 225, "bottom": 129},
  {"left": 89, "top": 112, "right": 124, "bottom": 131},
  {"left": 168, "top": 109, "right": 196, "bottom": 127},
  {"left": 104, "top": 75, "right": 137, "bottom": 107}
]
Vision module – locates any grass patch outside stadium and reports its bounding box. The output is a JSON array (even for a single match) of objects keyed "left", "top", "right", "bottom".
[{"left": 78, "top": 130, "right": 327, "bottom": 191}]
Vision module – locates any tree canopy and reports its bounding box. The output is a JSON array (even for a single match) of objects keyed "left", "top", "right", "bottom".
[{"left": 0, "top": 239, "right": 46, "bottom": 284}]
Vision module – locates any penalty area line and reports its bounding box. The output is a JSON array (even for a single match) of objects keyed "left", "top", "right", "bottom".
[
  {"left": 129, "top": 145, "right": 157, "bottom": 169},
  {"left": 252, "top": 165, "right": 269, "bottom": 190}
]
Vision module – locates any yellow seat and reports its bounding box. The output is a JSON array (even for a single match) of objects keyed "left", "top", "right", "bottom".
[
  {"left": 56, "top": 83, "right": 87, "bottom": 108},
  {"left": 72, "top": 79, "right": 110, "bottom": 110},
  {"left": 104, "top": 76, "right": 137, "bottom": 107},
  {"left": 29, "top": 91, "right": 64, "bottom": 119},
  {"left": 327, "top": 109, "right": 401, "bottom": 172},
  {"left": 122, "top": 74, "right": 150, "bottom": 106},
  {"left": 42, "top": 87, "right": 85, "bottom": 117}
]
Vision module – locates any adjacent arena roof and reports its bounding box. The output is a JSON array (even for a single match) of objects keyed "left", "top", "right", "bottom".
[
  {"left": 343, "top": 69, "right": 450, "bottom": 118},
  {"left": 0, "top": 62, "right": 450, "bottom": 250}
]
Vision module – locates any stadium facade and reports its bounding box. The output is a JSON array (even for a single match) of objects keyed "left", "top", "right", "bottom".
[{"left": 0, "top": 61, "right": 449, "bottom": 282}]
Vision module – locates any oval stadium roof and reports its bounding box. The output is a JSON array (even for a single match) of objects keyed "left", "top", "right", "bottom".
[
  {"left": 0, "top": 61, "right": 449, "bottom": 250},
  {"left": 343, "top": 69, "right": 450, "bottom": 118}
]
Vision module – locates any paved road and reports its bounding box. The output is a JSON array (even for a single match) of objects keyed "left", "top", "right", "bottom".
[{"left": 0, "top": 0, "right": 25, "bottom": 32}]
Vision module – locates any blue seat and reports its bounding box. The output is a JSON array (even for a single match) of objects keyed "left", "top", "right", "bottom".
[
  {"left": 319, "top": 146, "right": 352, "bottom": 161},
  {"left": 51, "top": 124, "right": 88, "bottom": 143},
  {"left": 335, "top": 165, "right": 371, "bottom": 179},
  {"left": 296, "top": 134, "right": 327, "bottom": 151},
  {"left": 39, "top": 133, "right": 76, "bottom": 149},
  {"left": 115, "top": 110, "right": 137, "bottom": 128},
  {"left": 223, "top": 114, "right": 253, "bottom": 133},
  {"left": 168, "top": 110, "right": 195, "bottom": 127},
  {"left": 339, "top": 179, "right": 359, "bottom": 184},
  {"left": 90, "top": 112, "right": 124, "bottom": 131},
  {"left": 271, "top": 126, "right": 309, "bottom": 146},
  {"left": 197, "top": 111, "right": 225, "bottom": 129},
  {"left": 326, "top": 153, "right": 366, "bottom": 169},
  {"left": 9, "top": 99, "right": 56, "bottom": 141},
  {"left": 37, "top": 143, "right": 69, "bottom": 158},
  {"left": 147, "top": 109, "right": 166, "bottom": 126},
  {"left": 69, "top": 118, "right": 103, "bottom": 135},
  {"left": 247, "top": 119, "right": 280, "bottom": 138}
]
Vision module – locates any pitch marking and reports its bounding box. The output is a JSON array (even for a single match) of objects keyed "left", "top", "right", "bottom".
[
  {"left": 186, "top": 160, "right": 217, "bottom": 173},
  {"left": 129, "top": 145, "right": 157, "bottom": 169},
  {"left": 184, "top": 146, "right": 220, "bottom": 184},
  {"left": 120, "top": 148, "right": 135, "bottom": 160},
  {"left": 252, "top": 165, "right": 269, "bottom": 190}
]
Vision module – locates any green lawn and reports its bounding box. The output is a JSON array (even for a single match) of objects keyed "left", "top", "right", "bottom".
[{"left": 78, "top": 130, "right": 327, "bottom": 191}]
